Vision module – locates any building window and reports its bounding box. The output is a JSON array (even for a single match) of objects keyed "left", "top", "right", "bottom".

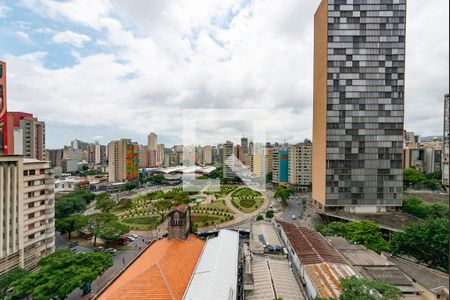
[
  {"left": 28, "top": 234, "right": 35, "bottom": 239},
  {"left": 28, "top": 213, "right": 35, "bottom": 219},
  {"left": 29, "top": 170, "right": 36, "bottom": 175},
  {"left": 28, "top": 224, "right": 35, "bottom": 230}
]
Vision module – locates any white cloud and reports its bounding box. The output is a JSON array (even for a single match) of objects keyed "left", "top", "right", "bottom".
[
  {"left": 6, "top": 0, "right": 450, "bottom": 147},
  {"left": 52, "top": 30, "right": 91, "bottom": 48},
  {"left": 15, "top": 30, "right": 32, "bottom": 43},
  {"left": 0, "top": 3, "right": 8, "bottom": 18}
]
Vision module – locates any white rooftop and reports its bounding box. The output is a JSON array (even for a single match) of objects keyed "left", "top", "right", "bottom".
[{"left": 183, "top": 229, "right": 239, "bottom": 300}]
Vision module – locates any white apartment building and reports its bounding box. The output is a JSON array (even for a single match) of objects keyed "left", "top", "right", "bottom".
[{"left": 288, "top": 140, "right": 313, "bottom": 192}]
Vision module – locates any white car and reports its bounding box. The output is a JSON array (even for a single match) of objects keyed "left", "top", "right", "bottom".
[
  {"left": 292, "top": 215, "right": 296, "bottom": 220},
  {"left": 130, "top": 234, "right": 139, "bottom": 239}
]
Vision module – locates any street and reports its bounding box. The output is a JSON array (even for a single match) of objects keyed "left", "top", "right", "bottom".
[{"left": 280, "top": 194, "right": 309, "bottom": 223}]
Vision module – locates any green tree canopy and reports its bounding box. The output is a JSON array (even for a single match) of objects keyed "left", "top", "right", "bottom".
[
  {"left": 95, "top": 193, "right": 117, "bottom": 213},
  {"left": 316, "top": 221, "right": 389, "bottom": 253},
  {"left": 55, "top": 190, "right": 95, "bottom": 219},
  {"left": 11, "top": 250, "right": 112, "bottom": 300},
  {"left": 339, "top": 277, "right": 401, "bottom": 300},
  {"left": 87, "top": 213, "right": 118, "bottom": 246},
  {"left": 0, "top": 268, "right": 29, "bottom": 299},
  {"left": 391, "top": 218, "right": 448, "bottom": 271},
  {"left": 99, "top": 221, "right": 130, "bottom": 243},
  {"left": 55, "top": 214, "right": 88, "bottom": 240},
  {"left": 402, "top": 196, "right": 448, "bottom": 219},
  {"left": 403, "top": 168, "right": 426, "bottom": 188}
]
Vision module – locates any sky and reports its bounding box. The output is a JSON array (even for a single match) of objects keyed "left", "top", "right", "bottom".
[{"left": 0, "top": 0, "right": 448, "bottom": 148}]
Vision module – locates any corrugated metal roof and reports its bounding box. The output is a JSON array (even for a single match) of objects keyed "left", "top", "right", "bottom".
[
  {"left": 183, "top": 230, "right": 239, "bottom": 300},
  {"left": 246, "top": 256, "right": 305, "bottom": 300},
  {"left": 277, "top": 220, "right": 346, "bottom": 265},
  {"left": 305, "top": 263, "right": 356, "bottom": 299}
]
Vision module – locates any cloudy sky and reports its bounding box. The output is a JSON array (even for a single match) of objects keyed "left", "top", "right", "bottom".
[{"left": 0, "top": 0, "right": 448, "bottom": 148}]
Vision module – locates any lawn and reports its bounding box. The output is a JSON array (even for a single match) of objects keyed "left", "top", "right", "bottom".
[
  {"left": 197, "top": 200, "right": 234, "bottom": 213},
  {"left": 231, "top": 197, "right": 264, "bottom": 213},
  {"left": 232, "top": 187, "right": 261, "bottom": 198},
  {"left": 191, "top": 213, "right": 233, "bottom": 228},
  {"left": 120, "top": 216, "right": 161, "bottom": 231}
]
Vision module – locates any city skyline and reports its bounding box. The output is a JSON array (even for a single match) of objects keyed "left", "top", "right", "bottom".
[{"left": 0, "top": 0, "right": 448, "bottom": 148}]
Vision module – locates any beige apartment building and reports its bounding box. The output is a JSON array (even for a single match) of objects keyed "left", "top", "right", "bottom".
[
  {"left": 0, "top": 156, "right": 55, "bottom": 275},
  {"left": 288, "top": 140, "right": 312, "bottom": 192},
  {"left": 203, "top": 145, "right": 212, "bottom": 165}
]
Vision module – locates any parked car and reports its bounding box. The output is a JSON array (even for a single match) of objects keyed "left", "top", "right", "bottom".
[
  {"left": 94, "top": 246, "right": 105, "bottom": 252},
  {"left": 130, "top": 234, "right": 139, "bottom": 239},
  {"left": 128, "top": 236, "right": 136, "bottom": 242},
  {"left": 72, "top": 248, "right": 80, "bottom": 253},
  {"left": 105, "top": 248, "right": 118, "bottom": 255},
  {"left": 292, "top": 214, "right": 296, "bottom": 220}
]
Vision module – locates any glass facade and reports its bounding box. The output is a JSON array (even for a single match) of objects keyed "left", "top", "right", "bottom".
[{"left": 325, "top": 0, "right": 405, "bottom": 206}]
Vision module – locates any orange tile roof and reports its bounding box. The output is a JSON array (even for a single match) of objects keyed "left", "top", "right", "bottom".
[{"left": 98, "top": 235, "right": 205, "bottom": 300}]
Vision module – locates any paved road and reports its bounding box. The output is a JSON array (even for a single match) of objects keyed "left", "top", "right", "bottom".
[{"left": 280, "top": 194, "right": 310, "bottom": 223}]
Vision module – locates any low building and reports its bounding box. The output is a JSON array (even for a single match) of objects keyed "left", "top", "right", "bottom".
[
  {"left": 386, "top": 254, "right": 449, "bottom": 300},
  {"left": 183, "top": 230, "right": 239, "bottom": 300},
  {"left": 327, "top": 237, "right": 421, "bottom": 298},
  {"left": 245, "top": 221, "right": 305, "bottom": 300},
  {"left": 249, "top": 221, "right": 284, "bottom": 255},
  {"left": 276, "top": 220, "right": 356, "bottom": 299},
  {"left": 97, "top": 206, "right": 240, "bottom": 300}
]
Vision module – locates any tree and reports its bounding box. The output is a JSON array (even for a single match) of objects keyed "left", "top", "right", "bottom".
[
  {"left": 402, "top": 196, "right": 448, "bottom": 219},
  {"left": 11, "top": 250, "right": 112, "bottom": 300},
  {"left": 55, "top": 191, "right": 95, "bottom": 219},
  {"left": 154, "top": 199, "right": 173, "bottom": 221},
  {"left": 339, "top": 277, "right": 401, "bottom": 300},
  {"left": 256, "top": 215, "right": 264, "bottom": 221},
  {"left": 87, "top": 213, "right": 118, "bottom": 246},
  {"left": 391, "top": 218, "right": 448, "bottom": 271},
  {"left": 274, "top": 187, "right": 293, "bottom": 207},
  {"left": 266, "top": 172, "right": 273, "bottom": 183},
  {"left": 124, "top": 182, "right": 137, "bottom": 193},
  {"left": 317, "top": 221, "right": 389, "bottom": 254},
  {"left": 265, "top": 210, "right": 274, "bottom": 218},
  {"left": 96, "top": 193, "right": 117, "bottom": 213},
  {"left": 0, "top": 268, "right": 29, "bottom": 299},
  {"left": 55, "top": 214, "right": 88, "bottom": 240},
  {"left": 99, "top": 221, "right": 129, "bottom": 244},
  {"left": 403, "top": 168, "right": 426, "bottom": 189}
]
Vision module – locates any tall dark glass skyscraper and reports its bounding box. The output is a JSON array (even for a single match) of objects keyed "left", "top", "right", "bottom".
[{"left": 312, "top": 0, "right": 406, "bottom": 213}]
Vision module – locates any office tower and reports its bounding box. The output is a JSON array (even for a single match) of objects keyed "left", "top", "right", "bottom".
[
  {"left": 288, "top": 140, "right": 313, "bottom": 192},
  {"left": 272, "top": 150, "right": 280, "bottom": 185},
  {"left": 241, "top": 137, "right": 249, "bottom": 155},
  {"left": 443, "top": 93, "right": 449, "bottom": 188},
  {"left": 108, "top": 139, "right": 139, "bottom": 182},
  {"left": 223, "top": 141, "right": 234, "bottom": 178},
  {"left": 0, "top": 156, "right": 55, "bottom": 275},
  {"left": 203, "top": 145, "right": 212, "bottom": 165},
  {"left": 403, "top": 131, "right": 416, "bottom": 145},
  {"left": 46, "top": 149, "right": 64, "bottom": 168},
  {"left": 264, "top": 147, "right": 274, "bottom": 176},
  {"left": 94, "top": 143, "right": 101, "bottom": 165},
  {"left": 0, "top": 61, "right": 7, "bottom": 155},
  {"left": 404, "top": 141, "right": 442, "bottom": 174},
  {"left": 312, "top": 0, "right": 406, "bottom": 212},
  {"left": 234, "top": 144, "right": 242, "bottom": 162},
  {"left": 148, "top": 133, "right": 157, "bottom": 167},
  {"left": 251, "top": 143, "right": 266, "bottom": 177},
  {"left": 139, "top": 145, "right": 148, "bottom": 168},
  {"left": 157, "top": 144, "right": 165, "bottom": 166},
  {"left": 6, "top": 112, "right": 45, "bottom": 160},
  {"left": 195, "top": 146, "right": 203, "bottom": 165},
  {"left": 87, "top": 143, "right": 96, "bottom": 166}
]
